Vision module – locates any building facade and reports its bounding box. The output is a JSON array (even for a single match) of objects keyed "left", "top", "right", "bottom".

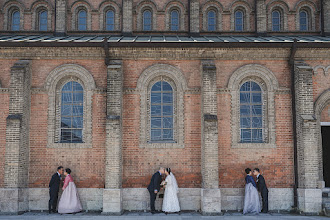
[{"left": 0, "top": 0, "right": 329, "bottom": 215}]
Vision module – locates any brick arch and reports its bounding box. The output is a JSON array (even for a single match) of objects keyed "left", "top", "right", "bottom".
[
  {"left": 201, "top": 0, "right": 224, "bottom": 31},
  {"left": 30, "top": 0, "right": 53, "bottom": 31},
  {"left": 164, "top": 0, "right": 186, "bottom": 31},
  {"left": 70, "top": 1, "right": 92, "bottom": 31},
  {"left": 266, "top": 1, "right": 289, "bottom": 31},
  {"left": 99, "top": 0, "right": 121, "bottom": 31},
  {"left": 228, "top": 64, "right": 278, "bottom": 148},
  {"left": 3, "top": 0, "right": 26, "bottom": 31},
  {"left": 230, "top": 0, "right": 252, "bottom": 31},
  {"left": 136, "top": 64, "right": 187, "bottom": 149},
  {"left": 45, "top": 64, "right": 95, "bottom": 148},
  {"left": 294, "top": 0, "right": 317, "bottom": 31},
  {"left": 135, "top": 0, "right": 158, "bottom": 31}
]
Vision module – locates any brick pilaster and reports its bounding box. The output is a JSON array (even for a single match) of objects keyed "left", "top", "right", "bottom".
[
  {"left": 55, "top": 0, "right": 67, "bottom": 35},
  {"left": 122, "top": 0, "right": 133, "bottom": 35},
  {"left": 189, "top": 0, "right": 200, "bottom": 35},
  {"left": 256, "top": 0, "right": 267, "bottom": 34},
  {"left": 201, "top": 60, "right": 221, "bottom": 214},
  {"left": 324, "top": 0, "right": 330, "bottom": 34}
]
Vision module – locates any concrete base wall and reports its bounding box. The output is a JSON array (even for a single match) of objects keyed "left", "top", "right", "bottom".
[
  {"left": 298, "top": 188, "right": 322, "bottom": 214},
  {"left": 0, "top": 188, "right": 298, "bottom": 213}
]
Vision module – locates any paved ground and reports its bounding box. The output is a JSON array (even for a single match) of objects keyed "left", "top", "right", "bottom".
[{"left": 0, "top": 212, "right": 329, "bottom": 220}]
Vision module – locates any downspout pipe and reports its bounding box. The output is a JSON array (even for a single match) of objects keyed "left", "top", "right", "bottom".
[{"left": 289, "top": 39, "right": 299, "bottom": 210}]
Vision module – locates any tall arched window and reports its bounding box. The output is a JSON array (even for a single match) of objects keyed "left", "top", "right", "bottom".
[
  {"left": 143, "top": 10, "right": 152, "bottom": 31},
  {"left": 78, "top": 9, "right": 87, "bottom": 31},
  {"left": 272, "top": 10, "right": 281, "bottom": 31},
  {"left": 207, "top": 10, "right": 216, "bottom": 31},
  {"left": 170, "top": 10, "right": 179, "bottom": 31},
  {"left": 105, "top": 10, "right": 115, "bottom": 31},
  {"left": 38, "top": 10, "right": 48, "bottom": 31},
  {"left": 234, "top": 10, "right": 243, "bottom": 31},
  {"left": 240, "top": 81, "right": 263, "bottom": 143},
  {"left": 299, "top": 10, "right": 308, "bottom": 31},
  {"left": 60, "top": 81, "right": 84, "bottom": 143},
  {"left": 11, "top": 10, "right": 20, "bottom": 31},
  {"left": 150, "top": 81, "right": 174, "bottom": 142}
]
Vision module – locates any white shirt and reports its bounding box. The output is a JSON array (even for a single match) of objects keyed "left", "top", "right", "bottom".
[
  {"left": 57, "top": 172, "right": 61, "bottom": 180},
  {"left": 257, "top": 174, "right": 260, "bottom": 178}
]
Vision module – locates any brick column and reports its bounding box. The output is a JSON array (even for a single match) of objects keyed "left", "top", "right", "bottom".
[
  {"left": 200, "top": 60, "right": 221, "bottom": 215},
  {"left": 189, "top": 0, "right": 199, "bottom": 35},
  {"left": 122, "top": 0, "right": 133, "bottom": 36},
  {"left": 294, "top": 64, "right": 322, "bottom": 213},
  {"left": 256, "top": 0, "right": 267, "bottom": 34},
  {"left": 103, "top": 60, "right": 123, "bottom": 215},
  {"left": 2, "top": 60, "right": 31, "bottom": 213},
  {"left": 324, "top": 0, "right": 330, "bottom": 34},
  {"left": 55, "top": 0, "right": 67, "bottom": 35}
]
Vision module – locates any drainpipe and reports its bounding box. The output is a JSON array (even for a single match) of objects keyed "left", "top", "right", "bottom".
[
  {"left": 255, "top": 0, "right": 258, "bottom": 36},
  {"left": 321, "top": 0, "right": 325, "bottom": 36},
  {"left": 289, "top": 39, "right": 298, "bottom": 210}
]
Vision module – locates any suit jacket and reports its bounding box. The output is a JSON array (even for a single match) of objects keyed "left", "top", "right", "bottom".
[
  {"left": 256, "top": 174, "right": 268, "bottom": 193},
  {"left": 147, "top": 172, "right": 162, "bottom": 193},
  {"left": 49, "top": 173, "right": 61, "bottom": 193}
]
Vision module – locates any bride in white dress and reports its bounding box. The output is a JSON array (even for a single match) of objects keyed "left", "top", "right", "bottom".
[{"left": 162, "top": 168, "right": 180, "bottom": 213}]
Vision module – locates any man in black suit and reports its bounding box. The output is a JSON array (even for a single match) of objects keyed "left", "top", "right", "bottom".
[
  {"left": 147, "top": 167, "right": 165, "bottom": 214},
  {"left": 253, "top": 168, "right": 268, "bottom": 213},
  {"left": 49, "top": 166, "right": 64, "bottom": 214}
]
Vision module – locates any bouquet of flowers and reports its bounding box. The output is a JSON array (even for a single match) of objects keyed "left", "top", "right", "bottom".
[{"left": 161, "top": 180, "right": 167, "bottom": 186}]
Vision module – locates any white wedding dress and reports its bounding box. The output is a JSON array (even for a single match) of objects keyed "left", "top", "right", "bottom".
[{"left": 162, "top": 173, "right": 180, "bottom": 213}]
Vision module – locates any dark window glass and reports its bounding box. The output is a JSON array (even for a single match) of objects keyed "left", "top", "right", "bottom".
[
  {"left": 60, "top": 81, "right": 84, "bottom": 143},
  {"left": 170, "top": 10, "right": 179, "bottom": 31},
  {"left": 150, "top": 81, "right": 174, "bottom": 142},
  {"left": 143, "top": 10, "right": 152, "bottom": 31},
  {"left": 106, "top": 10, "right": 115, "bottom": 31},
  {"left": 240, "top": 81, "right": 263, "bottom": 143},
  {"left": 78, "top": 10, "right": 87, "bottom": 31},
  {"left": 207, "top": 10, "right": 216, "bottom": 31},
  {"left": 299, "top": 11, "right": 308, "bottom": 31},
  {"left": 272, "top": 10, "right": 281, "bottom": 31},
  {"left": 235, "top": 10, "right": 243, "bottom": 31},
  {"left": 11, "top": 10, "right": 20, "bottom": 31},
  {"left": 39, "top": 10, "right": 48, "bottom": 31}
]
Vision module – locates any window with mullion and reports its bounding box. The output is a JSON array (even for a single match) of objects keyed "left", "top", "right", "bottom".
[
  {"left": 60, "top": 81, "right": 84, "bottom": 143},
  {"left": 143, "top": 10, "right": 152, "bottom": 31},
  {"left": 299, "top": 10, "right": 308, "bottom": 31},
  {"left": 11, "top": 10, "right": 20, "bottom": 31},
  {"left": 207, "top": 10, "right": 216, "bottom": 31},
  {"left": 39, "top": 10, "right": 48, "bottom": 31},
  {"left": 170, "top": 10, "right": 179, "bottom": 31},
  {"left": 150, "top": 81, "right": 174, "bottom": 142},
  {"left": 235, "top": 10, "right": 243, "bottom": 31},
  {"left": 272, "top": 10, "right": 281, "bottom": 31},
  {"left": 106, "top": 10, "right": 115, "bottom": 31},
  {"left": 240, "top": 81, "right": 263, "bottom": 143},
  {"left": 78, "top": 10, "right": 87, "bottom": 31}
]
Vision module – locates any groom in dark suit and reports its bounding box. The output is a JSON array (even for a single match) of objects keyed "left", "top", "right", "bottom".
[
  {"left": 147, "top": 167, "right": 165, "bottom": 214},
  {"left": 253, "top": 168, "right": 268, "bottom": 213},
  {"left": 48, "top": 166, "right": 64, "bottom": 214}
]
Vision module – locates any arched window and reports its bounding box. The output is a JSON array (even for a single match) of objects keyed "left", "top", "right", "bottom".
[
  {"left": 170, "top": 10, "right": 179, "bottom": 31},
  {"left": 299, "top": 10, "right": 308, "bottom": 31},
  {"left": 143, "top": 10, "right": 152, "bottom": 31},
  {"left": 240, "top": 81, "right": 263, "bottom": 143},
  {"left": 105, "top": 10, "right": 115, "bottom": 31},
  {"left": 38, "top": 10, "right": 48, "bottom": 31},
  {"left": 234, "top": 10, "right": 243, "bottom": 31},
  {"left": 60, "top": 81, "right": 84, "bottom": 143},
  {"left": 11, "top": 10, "right": 20, "bottom": 31},
  {"left": 207, "top": 10, "right": 216, "bottom": 31},
  {"left": 150, "top": 81, "right": 174, "bottom": 142},
  {"left": 272, "top": 10, "right": 281, "bottom": 31},
  {"left": 78, "top": 9, "right": 87, "bottom": 31}
]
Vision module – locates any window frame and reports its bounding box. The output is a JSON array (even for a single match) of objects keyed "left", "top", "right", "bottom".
[
  {"left": 207, "top": 9, "right": 217, "bottom": 31},
  {"left": 105, "top": 9, "right": 115, "bottom": 31},
  {"left": 234, "top": 10, "right": 244, "bottom": 31},
  {"left": 272, "top": 10, "right": 281, "bottom": 31},
  {"left": 11, "top": 10, "right": 20, "bottom": 31},
  {"left": 170, "top": 9, "right": 180, "bottom": 31},
  {"left": 77, "top": 9, "right": 87, "bottom": 31},
  {"left": 299, "top": 10, "right": 308, "bottom": 31},
  {"left": 38, "top": 10, "right": 48, "bottom": 31},
  {"left": 143, "top": 9, "right": 152, "bottom": 31}
]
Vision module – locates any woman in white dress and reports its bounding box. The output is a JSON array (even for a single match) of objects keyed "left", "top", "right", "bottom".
[
  {"left": 58, "top": 168, "right": 82, "bottom": 214},
  {"left": 162, "top": 168, "right": 180, "bottom": 213},
  {"left": 243, "top": 168, "right": 261, "bottom": 215}
]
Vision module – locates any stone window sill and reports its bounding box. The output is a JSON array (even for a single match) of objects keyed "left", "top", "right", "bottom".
[
  {"left": 231, "top": 142, "right": 276, "bottom": 149},
  {"left": 47, "top": 142, "right": 92, "bottom": 148}
]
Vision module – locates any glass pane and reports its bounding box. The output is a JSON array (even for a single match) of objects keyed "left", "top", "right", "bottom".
[
  {"left": 61, "top": 129, "right": 72, "bottom": 142},
  {"left": 252, "top": 105, "right": 262, "bottom": 115},
  {"left": 106, "top": 10, "right": 114, "bottom": 31},
  {"left": 73, "top": 105, "right": 83, "bottom": 116},
  {"left": 163, "top": 117, "right": 173, "bottom": 129},
  {"left": 151, "top": 129, "right": 161, "bottom": 141},
  {"left": 171, "top": 10, "right": 179, "bottom": 31},
  {"left": 78, "top": 10, "right": 87, "bottom": 31},
  {"left": 73, "top": 82, "right": 83, "bottom": 91},
  {"left": 151, "top": 117, "right": 161, "bottom": 128},
  {"left": 240, "top": 93, "right": 250, "bottom": 103},
  {"left": 163, "top": 129, "right": 173, "bottom": 140},
  {"left": 241, "top": 129, "right": 251, "bottom": 143},
  {"left": 151, "top": 82, "right": 161, "bottom": 91},
  {"left": 252, "top": 129, "right": 263, "bottom": 142},
  {"left": 151, "top": 93, "right": 161, "bottom": 104},
  {"left": 151, "top": 105, "right": 161, "bottom": 116},
  {"left": 163, "top": 93, "right": 173, "bottom": 104},
  {"left": 251, "top": 82, "right": 261, "bottom": 91},
  {"left": 39, "top": 11, "right": 48, "bottom": 31},
  {"left": 240, "top": 82, "right": 250, "bottom": 91},
  {"left": 240, "top": 105, "right": 250, "bottom": 116},
  {"left": 62, "top": 82, "right": 72, "bottom": 91},
  {"left": 252, "top": 93, "right": 262, "bottom": 103},
  {"left": 240, "top": 117, "right": 251, "bottom": 128},
  {"left": 162, "top": 82, "right": 173, "bottom": 91},
  {"left": 73, "top": 93, "right": 83, "bottom": 104},
  {"left": 163, "top": 105, "right": 173, "bottom": 116},
  {"left": 61, "top": 117, "right": 71, "bottom": 128},
  {"left": 252, "top": 117, "right": 262, "bottom": 128},
  {"left": 12, "top": 11, "right": 20, "bottom": 31},
  {"left": 72, "top": 117, "right": 83, "bottom": 128},
  {"left": 61, "top": 105, "right": 72, "bottom": 116},
  {"left": 62, "top": 93, "right": 72, "bottom": 104},
  {"left": 72, "top": 129, "right": 83, "bottom": 142}
]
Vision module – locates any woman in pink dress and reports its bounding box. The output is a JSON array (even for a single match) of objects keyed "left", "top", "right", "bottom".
[{"left": 58, "top": 168, "right": 82, "bottom": 214}]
